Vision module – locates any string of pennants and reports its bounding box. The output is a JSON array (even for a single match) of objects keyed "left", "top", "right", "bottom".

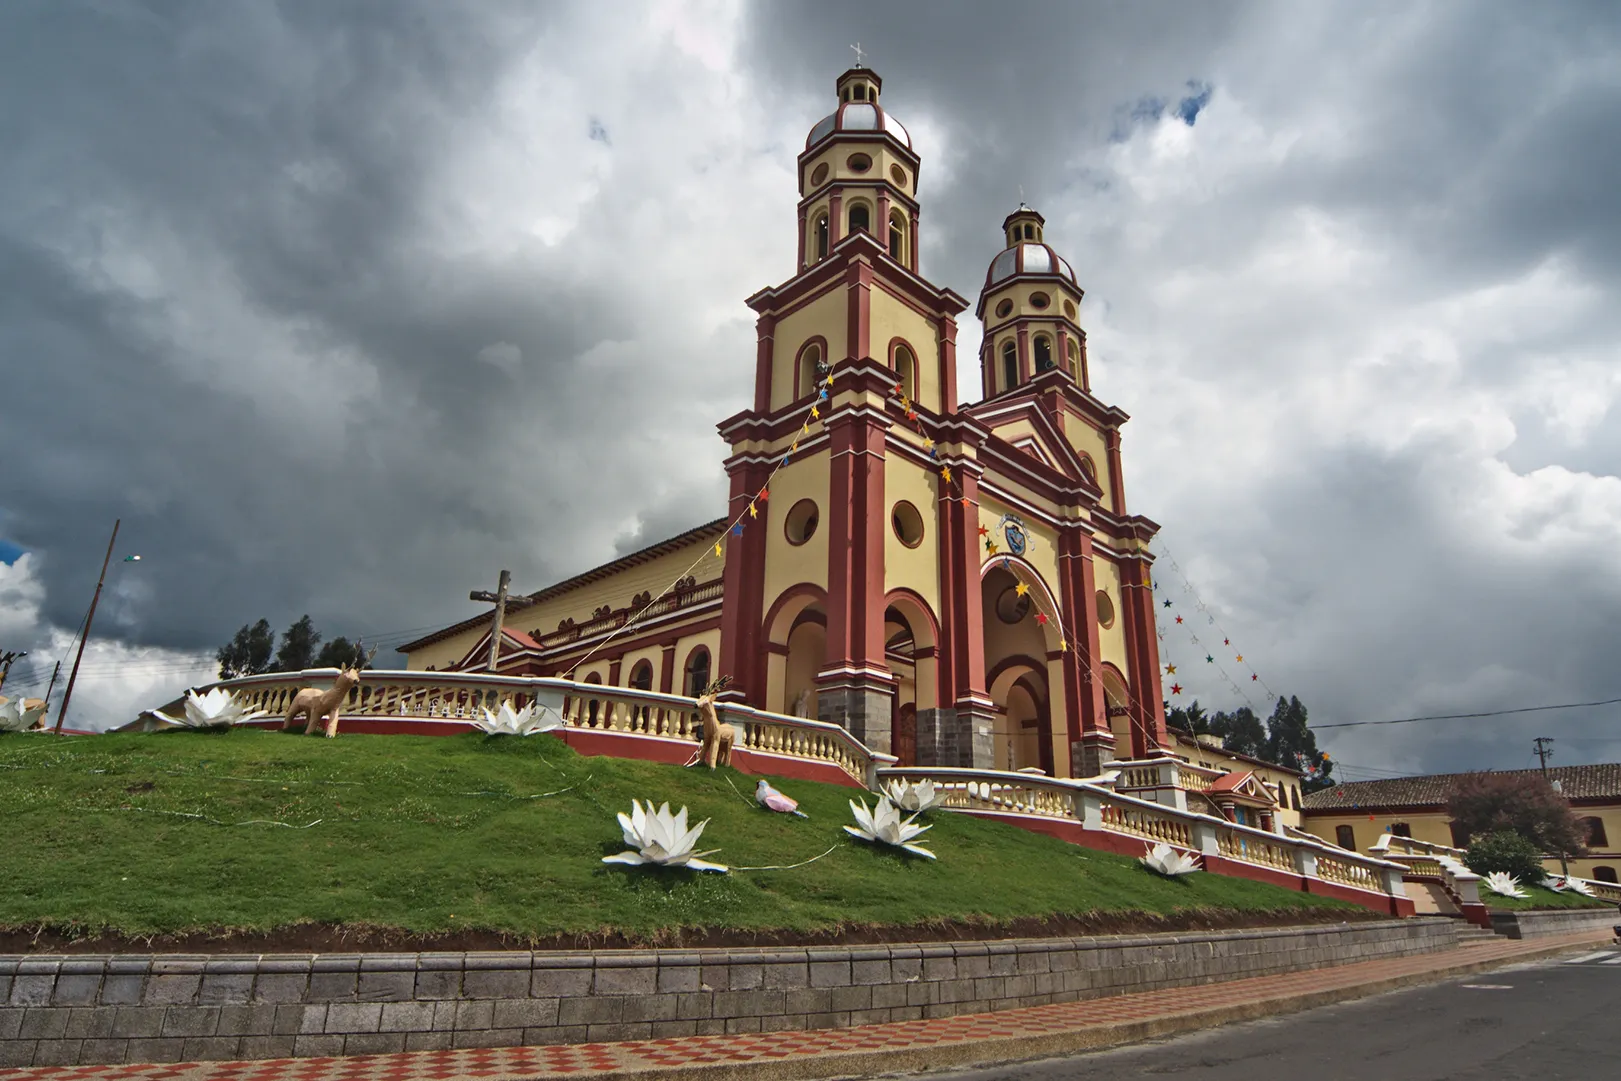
[{"left": 1148, "top": 540, "right": 1280, "bottom": 712}]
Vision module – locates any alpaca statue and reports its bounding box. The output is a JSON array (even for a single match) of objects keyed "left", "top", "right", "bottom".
[
  {"left": 281, "top": 647, "right": 375, "bottom": 738},
  {"left": 693, "top": 675, "right": 736, "bottom": 769}
]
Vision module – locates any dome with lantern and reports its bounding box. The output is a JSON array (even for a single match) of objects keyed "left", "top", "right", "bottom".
[
  {"left": 982, "top": 206, "right": 1078, "bottom": 290},
  {"left": 805, "top": 68, "right": 912, "bottom": 151}
]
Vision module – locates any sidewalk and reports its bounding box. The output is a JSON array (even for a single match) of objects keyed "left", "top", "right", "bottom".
[{"left": 7, "top": 931, "right": 1609, "bottom": 1081}]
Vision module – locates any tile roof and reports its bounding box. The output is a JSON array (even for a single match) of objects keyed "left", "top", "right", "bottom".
[{"left": 1301, "top": 762, "right": 1621, "bottom": 811}]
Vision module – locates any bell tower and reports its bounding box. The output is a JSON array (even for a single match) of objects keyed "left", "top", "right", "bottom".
[
  {"left": 716, "top": 68, "right": 973, "bottom": 758},
  {"left": 977, "top": 206, "right": 1090, "bottom": 399}
]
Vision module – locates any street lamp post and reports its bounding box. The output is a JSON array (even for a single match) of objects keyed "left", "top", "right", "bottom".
[{"left": 54, "top": 520, "right": 121, "bottom": 735}]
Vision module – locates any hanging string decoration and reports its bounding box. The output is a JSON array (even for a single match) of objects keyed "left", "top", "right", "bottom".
[{"left": 1148, "top": 538, "right": 1278, "bottom": 712}]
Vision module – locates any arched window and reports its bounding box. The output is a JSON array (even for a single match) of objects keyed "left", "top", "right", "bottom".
[
  {"left": 894, "top": 344, "right": 917, "bottom": 403},
  {"left": 1290, "top": 786, "right": 1301, "bottom": 811},
  {"left": 683, "top": 647, "right": 711, "bottom": 698},
  {"left": 1594, "top": 867, "right": 1618, "bottom": 884},
  {"left": 797, "top": 343, "right": 821, "bottom": 400},
  {"left": 628, "top": 660, "right": 653, "bottom": 691},
  {"left": 1066, "top": 338, "right": 1079, "bottom": 377},
  {"left": 1335, "top": 825, "right": 1356, "bottom": 851},
  {"left": 888, "top": 211, "right": 906, "bottom": 262},
  {"left": 1034, "top": 335, "right": 1053, "bottom": 372},
  {"left": 1001, "top": 340, "right": 1018, "bottom": 392},
  {"left": 815, "top": 214, "right": 829, "bottom": 260},
  {"left": 1023, "top": 224, "right": 1034, "bottom": 240},
  {"left": 585, "top": 671, "right": 603, "bottom": 727},
  {"left": 848, "top": 203, "right": 870, "bottom": 235},
  {"left": 1583, "top": 817, "right": 1609, "bottom": 846}
]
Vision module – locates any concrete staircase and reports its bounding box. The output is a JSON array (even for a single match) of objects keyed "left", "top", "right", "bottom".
[{"left": 1453, "top": 920, "right": 1500, "bottom": 945}]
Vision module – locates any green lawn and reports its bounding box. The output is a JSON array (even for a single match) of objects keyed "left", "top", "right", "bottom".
[
  {"left": 1480, "top": 882, "right": 1613, "bottom": 912},
  {"left": 1, "top": 729, "right": 1361, "bottom": 945}
]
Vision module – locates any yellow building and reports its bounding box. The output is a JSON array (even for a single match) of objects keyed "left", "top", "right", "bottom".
[
  {"left": 1299, "top": 765, "right": 1621, "bottom": 883},
  {"left": 401, "top": 67, "right": 1172, "bottom": 779}
]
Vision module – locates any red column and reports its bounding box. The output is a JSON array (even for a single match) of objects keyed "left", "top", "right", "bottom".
[
  {"left": 1105, "top": 428, "right": 1127, "bottom": 515},
  {"left": 876, "top": 192, "right": 891, "bottom": 257},
  {"left": 937, "top": 316, "right": 958, "bottom": 415},
  {"left": 1016, "top": 324, "right": 1031, "bottom": 383},
  {"left": 830, "top": 192, "right": 844, "bottom": 246},
  {"left": 753, "top": 315, "right": 775, "bottom": 414},
  {"left": 908, "top": 210, "right": 920, "bottom": 273},
  {"left": 945, "top": 465, "right": 990, "bottom": 710},
  {"left": 823, "top": 414, "right": 887, "bottom": 673},
  {"left": 797, "top": 208, "right": 807, "bottom": 272},
  {"left": 1118, "top": 558, "right": 1169, "bottom": 756},
  {"left": 659, "top": 644, "right": 677, "bottom": 695},
  {"left": 1057, "top": 525, "right": 1114, "bottom": 775},
  {"left": 717, "top": 456, "right": 771, "bottom": 706},
  {"left": 846, "top": 257, "right": 872, "bottom": 362}
]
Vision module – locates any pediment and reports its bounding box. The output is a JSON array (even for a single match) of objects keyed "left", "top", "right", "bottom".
[{"left": 974, "top": 398, "right": 1097, "bottom": 488}]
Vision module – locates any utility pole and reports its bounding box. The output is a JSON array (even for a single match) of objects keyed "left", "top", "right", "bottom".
[
  {"left": 43, "top": 661, "right": 61, "bottom": 713},
  {"left": 0, "top": 650, "right": 25, "bottom": 694},
  {"left": 55, "top": 519, "right": 120, "bottom": 734},
  {"left": 1534, "top": 737, "right": 1571, "bottom": 880}
]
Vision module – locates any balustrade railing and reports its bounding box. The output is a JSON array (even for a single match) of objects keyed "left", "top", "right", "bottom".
[
  {"left": 878, "top": 766, "right": 1406, "bottom": 900},
  {"left": 146, "top": 669, "right": 888, "bottom": 787}
]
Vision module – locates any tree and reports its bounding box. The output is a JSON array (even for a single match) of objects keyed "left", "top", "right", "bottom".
[
  {"left": 1207, "top": 706, "right": 1268, "bottom": 760},
  {"left": 1464, "top": 830, "right": 1547, "bottom": 884},
  {"left": 273, "top": 615, "right": 322, "bottom": 673},
  {"left": 1166, "top": 700, "right": 1210, "bottom": 736},
  {"left": 315, "top": 636, "right": 373, "bottom": 671},
  {"left": 1447, "top": 771, "right": 1589, "bottom": 856},
  {"left": 1265, "top": 695, "right": 1335, "bottom": 793},
  {"left": 216, "top": 619, "right": 274, "bottom": 679}
]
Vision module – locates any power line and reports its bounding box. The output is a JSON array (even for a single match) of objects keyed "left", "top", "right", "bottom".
[{"left": 1314, "top": 696, "right": 1621, "bottom": 729}]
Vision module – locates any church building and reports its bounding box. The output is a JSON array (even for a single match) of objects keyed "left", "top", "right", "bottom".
[{"left": 400, "top": 68, "right": 1169, "bottom": 779}]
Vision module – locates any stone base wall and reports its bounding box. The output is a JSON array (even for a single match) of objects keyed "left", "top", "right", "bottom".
[
  {"left": 1489, "top": 907, "right": 1621, "bottom": 940},
  {"left": 0, "top": 919, "right": 1459, "bottom": 1068}
]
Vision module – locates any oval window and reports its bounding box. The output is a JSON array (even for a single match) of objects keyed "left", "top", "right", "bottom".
[
  {"left": 1029, "top": 292, "right": 1050, "bottom": 310},
  {"left": 810, "top": 163, "right": 829, "bottom": 186},
  {"left": 785, "top": 499, "right": 819, "bottom": 545},
  {"left": 996, "top": 587, "right": 1032, "bottom": 625},
  {"left": 1063, "top": 299, "right": 1078, "bottom": 320},
  {"left": 890, "top": 164, "right": 907, "bottom": 186},
  {"left": 891, "top": 501, "right": 925, "bottom": 548},
  {"left": 1096, "top": 589, "right": 1115, "bottom": 629},
  {"left": 995, "top": 299, "right": 1014, "bottom": 319},
  {"left": 847, "top": 153, "right": 872, "bottom": 173}
]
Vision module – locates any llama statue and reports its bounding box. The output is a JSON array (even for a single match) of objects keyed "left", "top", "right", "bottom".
[
  {"left": 692, "top": 675, "right": 736, "bottom": 769},
  {"left": 281, "top": 646, "right": 375, "bottom": 738}
]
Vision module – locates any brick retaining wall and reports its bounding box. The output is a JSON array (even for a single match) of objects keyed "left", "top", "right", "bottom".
[
  {"left": 1489, "top": 906, "right": 1621, "bottom": 939},
  {"left": 0, "top": 919, "right": 1458, "bottom": 1068}
]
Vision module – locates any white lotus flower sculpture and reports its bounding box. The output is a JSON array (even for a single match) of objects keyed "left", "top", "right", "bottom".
[
  {"left": 0, "top": 696, "right": 48, "bottom": 732},
  {"left": 1549, "top": 875, "right": 1596, "bottom": 897},
  {"left": 603, "top": 800, "right": 728, "bottom": 873},
  {"left": 149, "top": 687, "right": 267, "bottom": 730},
  {"left": 1140, "top": 842, "right": 1200, "bottom": 877},
  {"left": 476, "top": 701, "right": 563, "bottom": 736},
  {"left": 844, "top": 796, "right": 935, "bottom": 859},
  {"left": 1483, "top": 871, "right": 1528, "bottom": 898},
  {"left": 882, "top": 778, "right": 949, "bottom": 814}
]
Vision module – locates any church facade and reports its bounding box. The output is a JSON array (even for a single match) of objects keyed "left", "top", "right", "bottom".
[{"left": 400, "top": 68, "right": 1168, "bottom": 779}]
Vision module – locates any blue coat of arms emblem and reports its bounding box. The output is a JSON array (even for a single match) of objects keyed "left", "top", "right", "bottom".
[{"left": 1001, "top": 516, "right": 1028, "bottom": 556}]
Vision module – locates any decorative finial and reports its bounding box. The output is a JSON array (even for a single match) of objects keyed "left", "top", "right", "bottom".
[{"left": 850, "top": 42, "right": 866, "bottom": 69}]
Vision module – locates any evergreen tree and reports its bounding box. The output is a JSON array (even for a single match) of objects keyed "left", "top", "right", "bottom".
[
  {"left": 1207, "top": 706, "right": 1268, "bottom": 760},
  {"left": 273, "top": 615, "right": 322, "bottom": 673},
  {"left": 1165, "top": 700, "right": 1210, "bottom": 735},
  {"left": 315, "top": 636, "right": 373, "bottom": 670},
  {"left": 216, "top": 619, "right": 274, "bottom": 679},
  {"left": 1265, "top": 695, "right": 1335, "bottom": 793}
]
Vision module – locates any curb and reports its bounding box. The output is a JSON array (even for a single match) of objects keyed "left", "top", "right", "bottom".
[{"left": 532, "top": 937, "right": 1606, "bottom": 1081}]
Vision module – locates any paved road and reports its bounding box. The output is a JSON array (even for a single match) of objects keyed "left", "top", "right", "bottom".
[{"left": 926, "top": 948, "right": 1621, "bottom": 1081}]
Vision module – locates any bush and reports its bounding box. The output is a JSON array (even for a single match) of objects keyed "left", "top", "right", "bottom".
[{"left": 1464, "top": 830, "right": 1546, "bottom": 884}]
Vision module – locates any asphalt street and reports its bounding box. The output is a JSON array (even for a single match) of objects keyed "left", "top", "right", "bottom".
[{"left": 923, "top": 948, "right": 1621, "bottom": 1081}]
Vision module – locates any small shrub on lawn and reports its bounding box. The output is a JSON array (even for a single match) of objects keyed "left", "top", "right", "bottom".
[{"left": 1464, "top": 830, "right": 1545, "bottom": 883}]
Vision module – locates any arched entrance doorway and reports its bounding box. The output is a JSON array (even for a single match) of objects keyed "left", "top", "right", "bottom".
[
  {"left": 1101, "top": 664, "right": 1133, "bottom": 761},
  {"left": 980, "top": 561, "right": 1063, "bottom": 774},
  {"left": 763, "top": 585, "right": 829, "bottom": 719},
  {"left": 882, "top": 590, "right": 940, "bottom": 767}
]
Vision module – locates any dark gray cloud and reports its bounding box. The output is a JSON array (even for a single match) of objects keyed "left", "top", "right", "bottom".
[{"left": 2, "top": 1, "right": 1618, "bottom": 775}]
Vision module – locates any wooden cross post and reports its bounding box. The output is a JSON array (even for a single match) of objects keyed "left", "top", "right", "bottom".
[{"left": 470, "top": 570, "right": 539, "bottom": 672}]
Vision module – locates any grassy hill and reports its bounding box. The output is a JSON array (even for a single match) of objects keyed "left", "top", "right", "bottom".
[{"left": 0, "top": 729, "right": 1365, "bottom": 949}]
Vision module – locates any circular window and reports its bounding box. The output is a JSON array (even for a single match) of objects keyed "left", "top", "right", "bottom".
[
  {"left": 995, "top": 587, "right": 1033, "bottom": 625},
  {"left": 810, "top": 163, "right": 829, "bottom": 186},
  {"left": 994, "top": 299, "right": 1014, "bottom": 319},
  {"left": 1063, "top": 299, "right": 1077, "bottom": 320},
  {"left": 1096, "top": 589, "right": 1115, "bottom": 629},
  {"left": 1029, "top": 292, "right": 1050, "bottom": 310},
  {"left": 846, "top": 153, "right": 872, "bottom": 173},
  {"left": 890, "top": 164, "right": 907, "bottom": 186},
  {"left": 785, "top": 499, "right": 819, "bottom": 545},
  {"left": 891, "top": 501, "right": 925, "bottom": 548}
]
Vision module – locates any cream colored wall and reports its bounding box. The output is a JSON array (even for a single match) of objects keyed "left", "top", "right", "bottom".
[
  {"left": 1298, "top": 812, "right": 1458, "bottom": 853},
  {"left": 762, "top": 455, "right": 831, "bottom": 610},
  {"left": 783, "top": 621, "right": 826, "bottom": 718},
  {"left": 870, "top": 289, "right": 943, "bottom": 412},
  {"left": 770, "top": 287, "right": 848, "bottom": 412},
  {"left": 1059, "top": 416, "right": 1112, "bottom": 507},
  {"left": 403, "top": 537, "right": 723, "bottom": 672},
  {"left": 671, "top": 628, "right": 720, "bottom": 695},
  {"left": 884, "top": 454, "right": 942, "bottom": 609},
  {"left": 1092, "top": 556, "right": 1128, "bottom": 677}
]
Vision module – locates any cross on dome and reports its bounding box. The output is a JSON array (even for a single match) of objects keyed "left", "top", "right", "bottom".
[{"left": 850, "top": 42, "right": 866, "bottom": 68}]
